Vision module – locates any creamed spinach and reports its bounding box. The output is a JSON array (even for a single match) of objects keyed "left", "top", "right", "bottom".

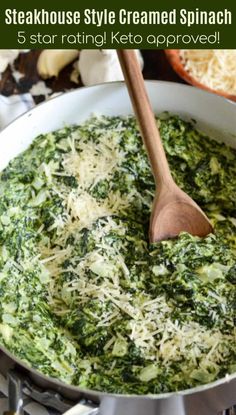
[{"left": 0, "top": 115, "right": 235, "bottom": 394}]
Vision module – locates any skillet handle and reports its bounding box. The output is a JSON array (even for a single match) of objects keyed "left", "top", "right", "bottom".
[
  {"left": 4, "top": 369, "right": 99, "bottom": 415},
  {"left": 3, "top": 370, "right": 24, "bottom": 415}
]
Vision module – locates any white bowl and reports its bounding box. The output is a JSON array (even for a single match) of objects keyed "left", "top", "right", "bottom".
[{"left": 0, "top": 81, "right": 236, "bottom": 171}]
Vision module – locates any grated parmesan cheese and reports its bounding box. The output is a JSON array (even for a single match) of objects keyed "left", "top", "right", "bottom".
[
  {"left": 62, "top": 132, "right": 125, "bottom": 190},
  {"left": 180, "top": 50, "right": 236, "bottom": 95}
]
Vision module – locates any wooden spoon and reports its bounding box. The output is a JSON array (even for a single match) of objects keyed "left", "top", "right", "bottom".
[{"left": 117, "top": 49, "right": 213, "bottom": 242}]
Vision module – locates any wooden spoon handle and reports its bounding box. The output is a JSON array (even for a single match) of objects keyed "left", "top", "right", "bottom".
[{"left": 117, "top": 49, "right": 173, "bottom": 186}]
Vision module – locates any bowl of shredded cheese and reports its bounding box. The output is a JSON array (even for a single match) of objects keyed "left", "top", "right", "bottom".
[{"left": 165, "top": 49, "right": 236, "bottom": 102}]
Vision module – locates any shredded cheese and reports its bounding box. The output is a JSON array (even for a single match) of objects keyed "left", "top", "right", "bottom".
[
  {"left": 180, "top": 50, "right": 236, "bottom": 95},
  {"left": 63, "top": 132, "right": 125, "bottom": 190}
]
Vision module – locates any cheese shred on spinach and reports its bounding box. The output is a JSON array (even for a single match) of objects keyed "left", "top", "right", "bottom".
[{"left": 0, "top": 115, "right": 235, "bottom": 394}]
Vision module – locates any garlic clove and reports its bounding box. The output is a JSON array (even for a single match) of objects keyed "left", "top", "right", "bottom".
[{"left": 37, "top": 49, "right": 79, "bottom": 79}]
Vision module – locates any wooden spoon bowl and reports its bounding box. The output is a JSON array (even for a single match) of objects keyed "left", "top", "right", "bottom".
[
  {"left": 150, "top": 182, "right": 213, "bottom": 241},
  {"left": 165, "top": 50, "right": 236, "bottom": 102}
]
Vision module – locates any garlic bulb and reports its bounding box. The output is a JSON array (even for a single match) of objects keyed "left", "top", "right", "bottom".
[
  {"left": 37, "top": 49, "right": 79, "bottom": 79},
  {"left": 78, "top": 49, "right": 144, "bottom": 86}
]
